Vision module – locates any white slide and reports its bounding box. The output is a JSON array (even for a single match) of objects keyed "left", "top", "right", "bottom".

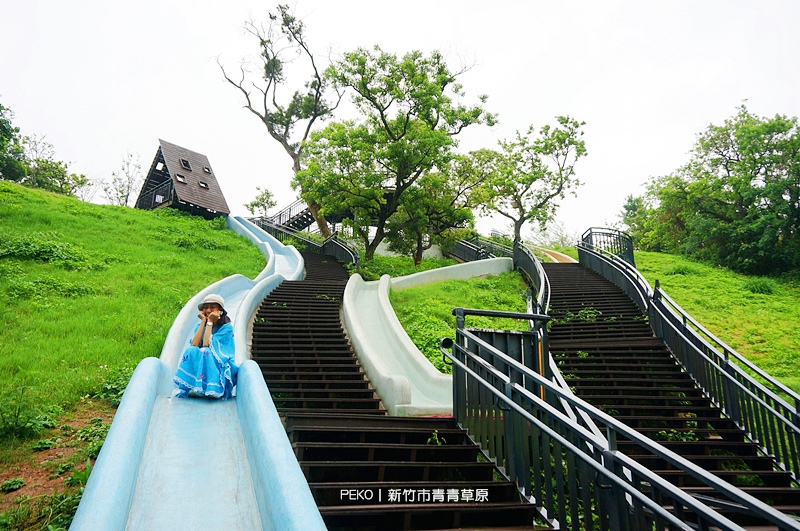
[
  {"left": 342, "top": 257, "right": 514, "bottom": 416},
  {"left": 71, "top": 216, "right": 325, "bottom": 531}
]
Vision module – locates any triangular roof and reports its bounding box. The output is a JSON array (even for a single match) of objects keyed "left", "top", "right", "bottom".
[{"left": 135, "top": 139, "right": 230, "bottom": 217}]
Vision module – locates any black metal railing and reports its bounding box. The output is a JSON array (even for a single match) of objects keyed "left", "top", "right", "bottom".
[
  {"left": 443, "top": 308, "right": 800, "bottom": 531},
  {"left": 266, "top": 198, "right": 310, "bottom": 227},
  {"left": 578, "top": 241, "right": 800, "bottom": 484},
  {"left": 513, "top": 243, "right": 551, "bottom": 316},
  {"left": 135, "top": 179, "right": 173, "bottom": 211},
  {"left": 447, "top": 239, "right": 491, "bottom": 262},
  {"left": 249, "top": 217, "right": 360, "bottom": 271},
  {"left": 581, "top": 227, "right": 635, "bottom": 267},
  {"left": 474, "top": 236, "right": 513, "bottom": 258}
]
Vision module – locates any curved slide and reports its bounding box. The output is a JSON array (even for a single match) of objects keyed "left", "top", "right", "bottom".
[
  {"left": 71, "top": 217, "right": 325, "bottom": 531},
  {"left": 342, "top": 257, "right": 514, "bottom": 416}
]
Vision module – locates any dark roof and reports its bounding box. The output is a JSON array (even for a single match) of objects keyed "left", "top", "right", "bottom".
[{"left": 158, "top": 139, "right": 230, "bottom": 216}]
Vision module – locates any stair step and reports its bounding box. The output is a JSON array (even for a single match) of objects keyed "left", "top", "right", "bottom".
[
  {"left": 308, "top": 481, "right": 521, "bottom": 505},
  {"left": 293, "top": 442, "right": 480, "bottom": 462},
  {"left": 319, "top": 502, "right": 540, "bottom": 531},
  {"left": 288, "top": 426, "right": 468, "bottom": 445},
  {"left": 299, "top": 461, "right": 498, "bottom": 482},
  {"left": 543, "top": 261, "right": 800, "bottom": 526},
  {"left": 248, "top": 254, "right": 542, "bottom": 529}
]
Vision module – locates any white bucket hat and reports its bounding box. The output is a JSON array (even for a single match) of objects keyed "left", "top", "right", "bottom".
[{"left": 198, "top": 293, "right": 225, "bottom": 311}]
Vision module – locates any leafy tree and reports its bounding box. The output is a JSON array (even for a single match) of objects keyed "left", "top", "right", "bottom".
[
  {"left": 384, "top": 155, "right": 489, "bottom": 265},
  {"left": 483, "top": 116, "right": 587, "bottom": 246},
  {"left": 627, "top": 105, "right": 800, "bottom": 275},
  {"left": 21, "top": 135, "right": 89, "bottom": 197},
  {"left": 26, "top": 157, "right": 88, "bottom": 196},
  {"left": 0, "top": 103, "right": 27, "bottom": 183},
  {"left": 245, "top": 186, "right": 277, "bottom": 217},
  {"left": 102, "top": 153, "right": 142, "bottom": 207},
  {"left": 619, "top": 193, "right": 651, "bottom": 247},
  {"left": 219, "top": 5, "right": 342, "bottom": 237},
  {"left": 296, "top": 46, "right": 494, "bottom": 260},
  {"left": 0, "top": 104, "right": 91, "bottom": 198}
]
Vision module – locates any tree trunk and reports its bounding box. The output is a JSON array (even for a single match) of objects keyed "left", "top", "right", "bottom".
[
  {"left": 364, "top": 225, "right": 386, "bottom": 261},
  {"left": 513, "top": 218, "right": 525, "bottom": 248},
  {"left": 307, "top": 201, "right": 332, "bottom": 238},
  {"left": 414, "top": 232, "right": 424, "bottom": 267},
  {"left": 291, "top": 155, "right": 331, "bottom": 238}
]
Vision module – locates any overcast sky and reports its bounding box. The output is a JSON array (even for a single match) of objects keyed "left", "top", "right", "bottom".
[{"left": 3, "top": 1, "right": 799, "bottom": 239}]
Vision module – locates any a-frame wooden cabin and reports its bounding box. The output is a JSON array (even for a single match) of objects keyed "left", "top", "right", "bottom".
[{"left": 135, "top": 139, "right": 230, "bottom": 219}]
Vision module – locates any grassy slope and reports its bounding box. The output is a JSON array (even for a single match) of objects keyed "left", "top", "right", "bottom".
[
  {"left": 634, "top": 250, "right": 800, "bottom": 391},
  {"left": 0, "top": 181, "right": 266, "bottom": 410},
  {"left": 389, "top": 272, "right": 530, "bottom": 373}
]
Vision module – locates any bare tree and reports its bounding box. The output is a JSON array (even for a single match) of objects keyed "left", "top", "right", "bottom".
[
  {"left": 218, "top": 5, "right": 343, "bottom": 237},
  {"left": 526, "top": 219, "right": 579, "bottom": 249},
  {"left": 102, "top": 153, "right": 142, "bottom": 207}
]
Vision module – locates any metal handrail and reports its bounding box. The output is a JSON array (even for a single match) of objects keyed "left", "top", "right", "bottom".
[
  {"left": 248, "top": 217, "right": 360, "bottom": 271},
  {"left": 447, "top": 239, "right": 491, "bottom": 262},
  {"left": 656, "top": 284, "right": 800, "bottom": 408},
  {"left": 266, "top": 198, "right": 309, "bottom": 227},
  {"left": 581, "top": 227, "right": 636, "bottom": 267},
  {"left": 475, "top": 236, "right": 514, "bottom": 258},
  {"left": 514, "top": 243, "right": 551, "bottom": 315},
  {"left": 577, "top": 241, "right": 800, "bottom": 483},
  {"left": 443, "top": 308, "right": 800, "bottom": 530}
]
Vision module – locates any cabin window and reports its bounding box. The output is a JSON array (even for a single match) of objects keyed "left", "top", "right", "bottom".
[
  {"left": 199, "top": 181, "right": 209, "bottom": 189},
  {"left": 203, "top": 166, "right": 211, "bottom": 173},
  {"left": 180, "top": 158, "right": 192, "bottom": 170},
  {"left": 176, "top": 174, "right": 187, "bottom": 183},
  {"left": 156, "top": 162, "right": 164, "bottom": 171}
]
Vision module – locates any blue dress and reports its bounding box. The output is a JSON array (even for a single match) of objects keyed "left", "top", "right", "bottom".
[{"left": 173, "top": 322, "right": 238, "bottom": 399}]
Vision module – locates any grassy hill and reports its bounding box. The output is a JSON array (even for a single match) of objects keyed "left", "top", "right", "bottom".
[
  {"left": 635, "top": 251, "right": 800, "bottom": 391},
  {"left": 0, "top": 181, "right": 265, "bottom": 417},
  {"left": 0, "top": 181, "right": 267, "bottom": 527}
]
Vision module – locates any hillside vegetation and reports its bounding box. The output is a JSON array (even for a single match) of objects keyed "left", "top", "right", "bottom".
[
  {"left": 390, "top": 272, "right": 530, "bottom": 373},
  {"left": 0, "top": 181, "right": 266, "bottom": 415},
  {"left": 635, "top": 251, "right": 800, "bottom": 391}
]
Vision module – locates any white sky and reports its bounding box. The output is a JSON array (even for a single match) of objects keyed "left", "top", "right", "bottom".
[{"left": 3, "top": 1, "right": 799, "bottom": 239}]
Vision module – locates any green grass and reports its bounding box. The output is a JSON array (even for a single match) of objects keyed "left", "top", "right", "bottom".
[
  {"left": 389, "top": 271, "right": 530, "bottom": 373},
  {"left": 356, "top": 253, "right": 458, "bottom": 281},
  {"left": 0, "top": 181, "right": 266, "bottom": 418},
  {"left": 634, "top": 251, "right": 800, "bottom": 391}
]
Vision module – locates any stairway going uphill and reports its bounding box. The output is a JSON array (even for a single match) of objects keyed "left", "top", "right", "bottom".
[
  {"left": 543, "top": 262, "right": 800, "bottom": 526},
  {"left": 251, "top": 253, "right": 540, "bottom": 530}
]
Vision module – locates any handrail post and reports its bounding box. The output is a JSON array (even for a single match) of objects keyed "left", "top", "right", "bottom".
[
  {"left": 720, "top": 349, "right": 741, "bottom": 426},
  {"left": 503, "top": 380, "right": 519, "bottom": 490}
]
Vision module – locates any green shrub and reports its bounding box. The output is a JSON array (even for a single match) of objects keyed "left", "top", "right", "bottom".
[
  {"left": 8, "top": 276, "right": 97, "bottom": 301},
  {"left": 0, "top": 478, "right": 25, "bottom": 493},
  {"left": 0, "top": 388, "right": 62, "bottom": 440},
  {"left": 0, "top": 488, "right": 83, "bottom": 530},
  {"left": 64, "top": 459, "right": 92, "bottom": 488},
  {"left": 92, "top": 365, "right": 135, "bottom": 406},
  {"left": 75, "top": 418, "right": 110, "bottom": 459},
  {"left": 664, "top": 263, "right": 698, "bottom": 276},
  {"left": 30, "top": 437, "right": 61, "bottom": 451},
  {"left": 357, "top": 254, "right": 458, "bottom": 281},
  {"left": 741, "top": 277, "right": 776, "bottom": 295},
  {"left": 0, "top": 233, "right": 104, "bottom": 271}
]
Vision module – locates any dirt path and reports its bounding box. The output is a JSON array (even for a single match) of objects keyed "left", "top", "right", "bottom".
[
  {"left": 0, "top": 400, "right": 115, "bottom": 513},
  {"left": 536, "top": 247, "right": 577, "bottom": 263}
]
